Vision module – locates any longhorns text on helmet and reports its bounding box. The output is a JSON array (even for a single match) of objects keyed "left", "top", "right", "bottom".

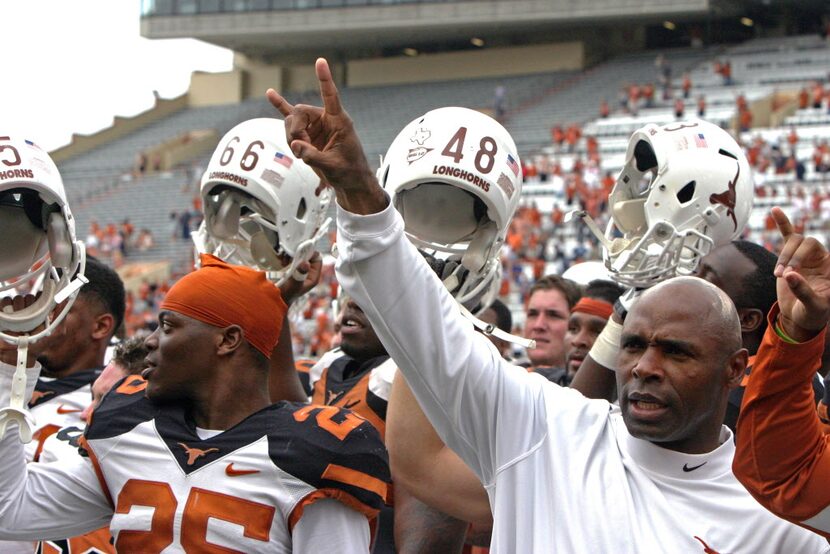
[
  {"left": 377, "top": 107, "right": 533, "bottom": 348},
  {"left": 194, "top": 118, "right": 332, "bottom": 287}
]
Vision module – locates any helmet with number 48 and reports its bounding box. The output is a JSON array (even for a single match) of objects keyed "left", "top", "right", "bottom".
[
  {"left": 194, "top": 118, "right": 331, "bottom": 286},
  {"left": 378, "top": 107, "right": 522, "bottom": 313}
]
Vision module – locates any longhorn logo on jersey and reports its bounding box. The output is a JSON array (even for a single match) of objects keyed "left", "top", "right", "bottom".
[{"left": 178, "top": 443, "right": 220, "bottom": 465}]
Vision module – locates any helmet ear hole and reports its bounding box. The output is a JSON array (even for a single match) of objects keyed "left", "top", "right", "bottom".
[
  {"left": 296, "top": 197, "right": 307, "bottom": 221},
  {"left": 676, "top": 181, "right": 696, "bottom": 204},
  {"left": 633, "top": 140, "right": 658, "bottom": 172},
  {"left": 380, "top": 165, "right": 391, "bottom": 189}
]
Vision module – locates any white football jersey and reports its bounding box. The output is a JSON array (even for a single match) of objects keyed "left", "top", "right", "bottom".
[
  {"left": 81, "top": 375, "right": 389, "bottom": 551},
  {"left": 26, "top": 369, "right": 97, "bottom": 462}
]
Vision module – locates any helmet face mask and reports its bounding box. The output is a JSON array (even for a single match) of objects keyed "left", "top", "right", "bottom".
[
  {"left": 378, "top": 107, "right": 521, "bottom": 314},
  {"left": 0, "top": 137, "right": 86, "bottom": 344},
  {"left": 196, "top": 118, "right": 331, "bottom": 285},
  {"left": 603, "top": 120, "right": 753, "bottom": 288}
]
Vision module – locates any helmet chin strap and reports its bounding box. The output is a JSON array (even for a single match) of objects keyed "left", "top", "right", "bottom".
[
  {"left": 0, "top": 336, "right": 36, "bottom": 443},
  {"left": 566, "top": 210, "right": 626, "bottom": 252},
  {"left": 458, "top": 303, "right": 535, "bottom": 349},
  {"left": 0, "top": 244, "right": 87, "bottom": 444},
  {"left": 274, "top": 217, "right": 332, "bottom": 287}
]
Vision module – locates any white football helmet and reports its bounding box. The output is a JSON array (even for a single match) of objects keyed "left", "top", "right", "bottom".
[
  {"left": 0, "top": 137, "right": 87, "bottom": 443},
  {"left": 194, "top": 118, "right": 331, "bottom": 286},
  {"left": 378, "top": 107, "right": 521, "bottom": 313},
  {"left": 379, "top": 107, "right": 531, "bottom": 348},
  {"left": 0, "top": 137, "right": 86, "bottom": 343},
  {"left": 597, "top": 120, "right": 752, "bottom": 288}
]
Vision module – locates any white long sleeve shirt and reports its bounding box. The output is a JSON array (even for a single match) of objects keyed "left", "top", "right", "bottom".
[{"left": 334, "top": 199, "right": 828, "bottom": 553}]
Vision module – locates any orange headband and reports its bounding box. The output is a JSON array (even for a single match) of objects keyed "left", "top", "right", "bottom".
[
  {"left": 573, "top": 297, "right": 613, "bottom": 320},
  {"left": 161, "top": 254, "right": 287, "bottom": 358}
]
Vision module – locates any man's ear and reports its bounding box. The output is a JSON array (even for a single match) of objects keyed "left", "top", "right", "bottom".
[
  {"left": 725, "top": 348, "right": 749, "bottom": 389},
  {"left": 738, "top": 308, "right": 764, "bottom": 334},
  {"left": 217, "top": 325, "right": 244, "bottom": 356},
  {"left": 91, "top": 313, "right": 115, "bottom": 341}
]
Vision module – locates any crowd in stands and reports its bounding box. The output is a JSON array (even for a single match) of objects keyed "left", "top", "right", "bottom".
[{"left": 84, "top": 219, "right": 156, "bottom": 267}]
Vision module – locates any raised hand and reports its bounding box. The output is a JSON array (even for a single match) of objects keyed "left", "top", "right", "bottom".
[
  {"left": 266, "top": 58, "right": 386, "bottom": 215},
  {"left": 771, "top": 207, "right": 830, "bottom": 342},
  {"left": 279, "top": 251, "right": 324, "bottom": 306}
]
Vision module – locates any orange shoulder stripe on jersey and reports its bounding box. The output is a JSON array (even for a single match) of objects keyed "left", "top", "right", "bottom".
[
  {"left": 288, "top": 488, "right": 380, "bottom": 532},
  {"left": 78, "top": 436, "right": 114, "bottom": 508},
  {"left": 32, "top": 424, "right": 60, "bottom": 462},
  {"left": 295, "top": 359, "right": 315, "bottom": 374},
  {"left": 322, "top": 463, "right": 388, "bottom": 499},
  {"left": 116, "top": 376, "right": 147, "bottom": 395}
]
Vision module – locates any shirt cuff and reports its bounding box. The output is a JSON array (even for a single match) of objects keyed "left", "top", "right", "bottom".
[
  {"left": 335, "top": 193, "right": 404, "bottom": 263},
  {"left": 767, "top": 302, "right": 828, "bottom": 350}
]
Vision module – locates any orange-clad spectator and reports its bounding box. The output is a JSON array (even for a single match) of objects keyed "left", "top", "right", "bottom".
[
  {"left": 736, "top": 94, "right": 748, "bottom": 112},
  {"left": 813, "top": 82, "right": 825, "bottom": 109},
  {"left": 527, "top": 203, "right": 541, "bottom": 227},
  {"left": 499, "top": 275, "right": 510, "bottom": 297},
  {"left": 507, "top": 228, "right": 524, "bottom": 252},
  {"left": 682, "top": 73, "right": 692, "bottom": 99},
  {"left": 787, "top": 128, "right": 798, "bottom": 149},
  {"left": 571, "top": 157, "right": 584, "bottom": 174},
  {"left": 814, "top": 140, "right": 830, "bottom": 175},
  {"left": 747, "top": 142, "right": 761, "bottom": 167},
  {"left": 551, "top": 125, "right": 565, "bottom": 147},
  {"left": 739, "top": 108, "right": 753, "bottom": 133},
  {"left": 585, "top": 188, "right": 602, "bottom": 219},
  {"left": 565, "top": 176, "right": 577, "bottom": 205},
  {"left": 627, "top": 84, "right": 640, "bottom": 115},
  {"left": 799, "top": 87, "right": 810, "bottom": 110},
  {"left": 586, "top": 135, "right": 599, "bottom": 158},
  {"left": 565, "top": 125, "right": 580, "bottom": 153},
  {"left": 643, "top": 83, "right": 655, "bottom": 108},
  {"left": 524, "top": 160, "right": 538, "bottom": 179},
  {"left": 599, "top": 99, "right": 610, "bottom": 118},
  {"left": 697, "top": 94, "right": 706, "bottom": 118},
  {"left": 721, "top": 60, "right": 732, "bottom": 85},
  {"left": 674, "top": 97, "right": 684, "bottom": 119},
  {"left": 550, "top": 205, "right": 564, "bottom": 226}
]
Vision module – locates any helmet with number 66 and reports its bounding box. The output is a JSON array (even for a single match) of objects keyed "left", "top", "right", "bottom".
[
  {"left": 195, "top": 118, "right": 331, "bottom": 286},
  {"left": 0, "top": 136, "right": 86, "bottom": 343},
  {"left": 378, "top": 107, "right": 521, "bottom": 313},
  {"left": 602, "top": 119, "right": 753, "bottom": 288}
]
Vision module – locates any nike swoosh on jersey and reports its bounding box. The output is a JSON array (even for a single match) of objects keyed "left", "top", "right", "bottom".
[
  {"left": 56, "top": 405, "right": 82, "bottom": 415},
  {"left": 682, "top": 462, "right": 707, "bottom": 472},
  {"left": 225, "top": 463, "right": 260, "bottom": 477}
]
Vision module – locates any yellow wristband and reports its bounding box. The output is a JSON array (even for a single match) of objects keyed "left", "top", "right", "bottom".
[{"left": 774, "top": 318, "right": 800, "bottom": 344}]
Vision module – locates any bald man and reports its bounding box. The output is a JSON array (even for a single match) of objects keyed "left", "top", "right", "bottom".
[
  {"left": 0, "top": 255, "right": 389, "bottom": 552},
  {"left": 271, "top": 60, "right": 829, "bottom": 551}
]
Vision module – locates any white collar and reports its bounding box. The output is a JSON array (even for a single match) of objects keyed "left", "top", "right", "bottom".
[{"left": 611, "top": 411, "right": 735, "bottom": 481}]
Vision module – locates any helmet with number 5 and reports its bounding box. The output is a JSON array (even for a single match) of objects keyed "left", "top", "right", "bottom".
[
  {"left": 0, "top": 136, "right": 86, "bottom": 344},
  {"left": 195, "top": 118, "right": 331, "bottom": 286},
  {"left": 601, "top": 119, "right": 753, "bottom": 288},
  {"left": 378, "top": 107, "right": 521, "bottom": 314}
]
